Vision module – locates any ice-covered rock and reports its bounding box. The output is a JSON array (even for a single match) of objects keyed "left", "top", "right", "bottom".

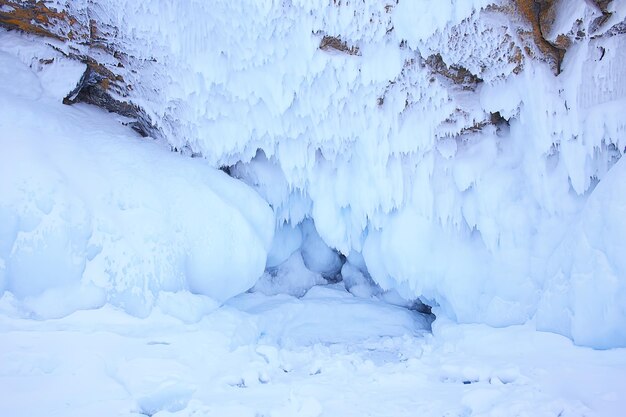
[{"left": 252, "top": 251, "right": 326, "bottom": 298}]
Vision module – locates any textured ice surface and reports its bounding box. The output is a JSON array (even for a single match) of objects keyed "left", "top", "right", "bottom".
[{"left": 537, "top": 156, "right": 626, "bottom": 349}]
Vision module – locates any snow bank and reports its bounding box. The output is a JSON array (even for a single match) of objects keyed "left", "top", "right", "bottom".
[{"left": 0, "top": 48, "right": 274, "bottom": 318}]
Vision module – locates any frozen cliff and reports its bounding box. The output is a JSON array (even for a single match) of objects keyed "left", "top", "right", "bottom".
[{"left": 1, "top": 0, "right": 625, "bottom": 348}]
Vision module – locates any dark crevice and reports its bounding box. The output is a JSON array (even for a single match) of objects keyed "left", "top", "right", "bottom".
[
  {"left": 490, "top": 111, "right": 510, "bottom": 128},
  {"left": 318, "top": 34, "right": 360, "bottom": 55},
  {"left": 219, "top": 165, "right": 233, "bottom": 176}
]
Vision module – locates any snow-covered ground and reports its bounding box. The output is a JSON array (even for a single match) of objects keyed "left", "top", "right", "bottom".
[{"left": 2, "top": 295, "right": 626, "bottom": 417}]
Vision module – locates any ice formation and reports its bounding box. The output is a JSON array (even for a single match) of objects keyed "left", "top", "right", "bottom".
[{"left": 1, "top": 0, "right": 625, "bottom": 348}]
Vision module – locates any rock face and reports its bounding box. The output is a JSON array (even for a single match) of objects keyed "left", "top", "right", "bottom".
[
  {"left": 0, "top": 0, "right": 154, "bottom": 136},
  {"left": 0, "top": 0, "right": 570, "bottom": 137},
  {"left": 2, "top": 0, "right": 621, "bottom": 143},
  {"left": 0, "top": 0, "right": 76, "bottom": 40}
]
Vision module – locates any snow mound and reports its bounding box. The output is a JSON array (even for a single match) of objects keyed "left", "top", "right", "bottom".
[{"left": 0, "top": 50, "right": 274, "bottom": 318}]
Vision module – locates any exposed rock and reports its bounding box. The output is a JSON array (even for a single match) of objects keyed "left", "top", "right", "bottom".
[
  {"left": 63, "top": 62, "right": 152, "bottom": 137},
  {"left": 0, "top": 0, "right": 80, "bottom": 40},
  {"left": 591, "top": 0, "right": 612, "bottom": 13},
  {"left": 425, "top": 54, "right": 482, "bottom": 91},
  {"left": 595, "top": 18, "right": 626, "bottom": 38},
  {"left": 512, "top": 0, "right": 564, "bottom": 74},
  {"left": 319, "top": 35, "right": 360, "bottom": 55},
  {"left": 516, "top": 0, "right": 624, "bottom": 72},
  {"left": 0, "top": 0, "right": 154, "bottom": 137}
]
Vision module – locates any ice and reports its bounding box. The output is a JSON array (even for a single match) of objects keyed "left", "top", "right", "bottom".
[
  {"left": 340, "top": 261, "right": 379, "bottom": 299},
  {"left": 252, "top": 251, "right": 325, "bottom": 298},
  {"left": 392, "top": 0, "right": 495, "bottom": 47},
  {"left": 537, "top": 156, "right": 626, "bottom": 348},
  {"left": 265, "top": 222, "right": 302, "bottom": 268},
  {"left": 299, "top": 219, "right": 343, "bottom": 279}
]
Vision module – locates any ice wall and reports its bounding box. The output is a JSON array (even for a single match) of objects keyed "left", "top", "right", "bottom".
[{"left": 2, "top": 0, "right": 626, "bottom": 346}]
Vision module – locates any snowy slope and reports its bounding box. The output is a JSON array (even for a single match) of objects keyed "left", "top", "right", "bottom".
[{"left": 0, "top": 42, "right": 274, "bottom": 318}]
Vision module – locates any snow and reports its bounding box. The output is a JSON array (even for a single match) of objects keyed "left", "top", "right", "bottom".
[
  {"left": 0, "top": 46, "right": 274, "bottom": 318},
  {"left": 229, "top": 284, "right": 431, "bottom": 347},
  {"left": 1, "top": 9, "right": 626, "bottom": 414},
  {"left": 1, "top": 303, "right": 625, "bottom": 417},
  {"left": 537, "top": 155, "right": 626, "bottom": 348},
  {"left": 0, "top": 31, "right": 86, "bottom": 101}
]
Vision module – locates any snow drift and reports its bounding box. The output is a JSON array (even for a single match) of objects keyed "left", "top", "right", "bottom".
[{"left": 0, "top": 44, "right": 274, "bottom": 318}]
